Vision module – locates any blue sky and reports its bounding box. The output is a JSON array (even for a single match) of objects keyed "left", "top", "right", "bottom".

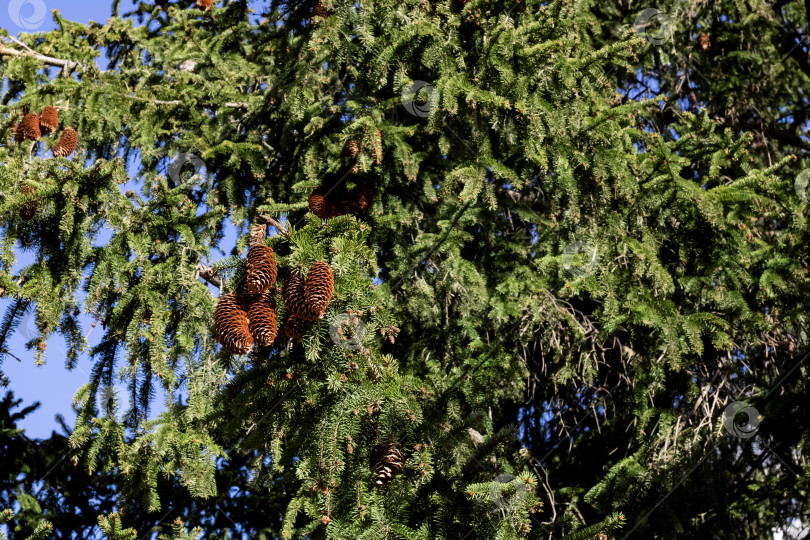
[{"left": 0, "top": 0, "right": 223, "bottom": 440}]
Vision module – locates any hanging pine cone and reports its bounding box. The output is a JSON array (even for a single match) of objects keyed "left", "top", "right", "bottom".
[
  {"left": 304, "top": 261, "right": 334, "bottom": 318},
  {"left": 282, "top": 273, "right": 320, "bottom": 321},
  {"left": 309, "top": 184, "right": 349, "bottom": 219},
  {"left": 344, "top": 139, "right": 360, "bottom": 158},
  {"left": 20, "top": 184, "right": 37, "bottom": 221},
  {"left": 213, "top": 292, "right": 253, "bottom": 354},
  {"left": 247, "top": 292, "right": 277, "bottom": 346},
  {"left": 282, "top": 314, "right": 310, "bottom": 342},
  {"left": 371, "top": 441, "right": 405, "bottom": 486},
  {"left": 197, "top": 0, "right": 213, "bottom": 10},
  {"left": 250, "top": 223, "right": 267, "bottom": 246},
  {"left": 374, "top": 127, "right": 382, "bottom": 164},
  {"left": 311, "top": 1, "right": 331, "bottom": 20},
  {"left": 39, "top": 106, "right": 58, "bottom": 135},
  {"left": 246, "top": 244, "right": 277, "bottom": 294},
  {"left": 698, "top": 32, "right": 710, "bottom": 50},
  {"left": 52, "top": 127, "right": 77, "bottom": 158},
  {"left": 18, "top": 113, "right": 41, "bottom": 141},
  {"left": 349, "top": 184, "right": 374, "bottom": 215},
  {"left": 308, "top": 185, "right": 331, "bottom": 219}
]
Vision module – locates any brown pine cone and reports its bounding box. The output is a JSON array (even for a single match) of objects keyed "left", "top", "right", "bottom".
[
  {"left": 250, "top": 223, "right": 267, "bottom": 246},
  {"left": 246, "top": 244, "right": 277, "bottom": 294},
  {"left": 698, "top": 32, "right": 710, "bottom": 50},
  {"left": 308, "top": 185, "right": 331, "bottom": 219},
  {"left": 282, "top": 273, "right": 320, "bottom": 321},
  {"left": 371, "top": 441, "right": 405, "bottom": 486},
  {"left": 52, "top": 127, "right": 77, "bottom": 158},
  {"left": 311, "top": 2, "right": 330, "bottom": 19},
  {"left": 247, "top": 292, "right": 277, "bottom": 346},
  {"left": 349, "top": 184, "right": 374, "bottom": 215},
  {"left": 326, "top": 194, "right": 350, "bottom": 218},
  {"left": 18, "top": 113, "right": 41, "bottom": 141},
  {"left": 304, "top": 261, "right": 334, "bottom": 318},
  {"left": 310, "top": 184, "right": 350, "bottom": 219},
  {"left": 20, "top": 184, "right": 38, "bottom": 221},
  {"left": 213, "top": 292, "right": 253, "bottom": 354},
  {"left": 374, "top": 127, "right": 382, "bottom": 164},
  {"left": 197, "top": 0, "right": 213, "bottom": 10},
  {"left": 39, "top": 106, "right": 58, "bottom": 135},
  {"left": 344, "top": 139, "right": 360, "bottom": 158},
  {"left": 282, "top": 314, "right": 310, "bottom": 342}
]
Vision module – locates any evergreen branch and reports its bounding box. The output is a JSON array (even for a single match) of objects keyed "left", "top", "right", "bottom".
[
  {"left": 0, "top": 44, "right": 80, "bottom": 71},
  {"left": 118, "top": 93, "right": 247, "bottom": 109},
  {"left": 0, "top": 44, "right": 247, "bottom": 108}
]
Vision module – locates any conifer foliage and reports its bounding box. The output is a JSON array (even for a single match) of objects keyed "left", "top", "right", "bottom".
[{"left": 0, "top": 0, "right": 808, "bottom": 538}]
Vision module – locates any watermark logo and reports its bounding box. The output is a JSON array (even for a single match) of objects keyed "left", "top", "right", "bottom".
[
  {"left": 488, "top": 474, "right": 527, "bottom": 511},
  {"left": 17, "top": 311, "right": 38, "bottom": 341},
  {"left": 402, "top": 80, "right": 436, "bottom": 118},
  {"left": 634, "top": 8, "right": 672, "bottom": 45},
  {"left": 562, "top": 241, "right": 599, "bottom": 278},
  {"left": 722, "top": 401, "right": 761, "bottom": 439},
  {"left": 795, "top": 169, "right": 810, "bottom": 204},
  {"left": 8, "top": 0, "right": 47, "bottom": 30},
  {"left": 329, "top": 313, "right": 367, "bottom": 351},
  {"left": 99, "top": 385, "right": 117, "bottom": 420},
  {"left": 168, "top": 152, "right": 207, "bottom": 186}
]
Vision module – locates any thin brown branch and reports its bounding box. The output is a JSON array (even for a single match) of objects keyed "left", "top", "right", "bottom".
[
  {"left": 0, "top": 44, "right": 80, "bottom": 70},
  {"left": 256, "top": 214, "right": 289, "bottom": 237},
  {"left": 196, "top": 263, "right": 222, "bottom": 288},
  {"left": 0, "top": 44, "right": 248, "bottom": 109}
]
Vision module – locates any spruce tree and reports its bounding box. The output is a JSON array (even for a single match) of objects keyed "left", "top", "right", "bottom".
[{"left": 0, "top": 0, "right": 807, "bottom": 538}]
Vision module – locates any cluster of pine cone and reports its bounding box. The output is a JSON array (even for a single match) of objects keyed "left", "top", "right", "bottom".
[
  {"left": 279, "top": 261, "right": 334, "bottom": 341},
  {"left": 308, "top": 182, "right": 374, "bottom": 219},
  {"left": 213, "top": 244, "right": 278, "bottom": 354},
  {"left": 213, "top": 248, "right": 335, "bottom": 353},
  {"left": 12, "top": 106, "right": 78, "bottom": 158}
]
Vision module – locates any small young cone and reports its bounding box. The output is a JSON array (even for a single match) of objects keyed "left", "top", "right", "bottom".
[
  {"left": 247, "top": 292, "right": 277, "bottom": 346},
  {"left": 197, "top": 0, "right": 213, "bottom": 10},
  {"left": 213, "top": 292, "right": 253, "bottom": 354},
  {"left": 282, "top": 273, "right": 320, "bottom": 321},
  {"left": 52, "top": 127, "right": 77, "bottom": 158},
  {"left": 246, "top": 244, "right": 277, "bottom": 293},
  {"left": 371, "top": 441, "right": 405, "bottom": 486},
  {"left": 18, "top": 113, "right": 41, "bottom": 141},
  {"left": 20, "top": 184, "right": 38, "bottom": 221},
  {"left": 349, "top": 184, "right": 374, "bottom": 215},
  {"left": 39, "top": 106, "right": 58, "bottom": 135},
  {"left": 304, "top": 261, "right": 334, "bottom": 318},
  {"left": 282, "top": 314, "right": 310, "bottom": 342}
]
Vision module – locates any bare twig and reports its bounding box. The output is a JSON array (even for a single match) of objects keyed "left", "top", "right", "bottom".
[
  {"left": 196, "top": 263, "right": 222, "bottom": 288},
  {"left": 0, "top": 44, "right": 80, "bottom": 71},
  {"left": 256, "top": 214, "right": 289, "bottom": 237}
]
